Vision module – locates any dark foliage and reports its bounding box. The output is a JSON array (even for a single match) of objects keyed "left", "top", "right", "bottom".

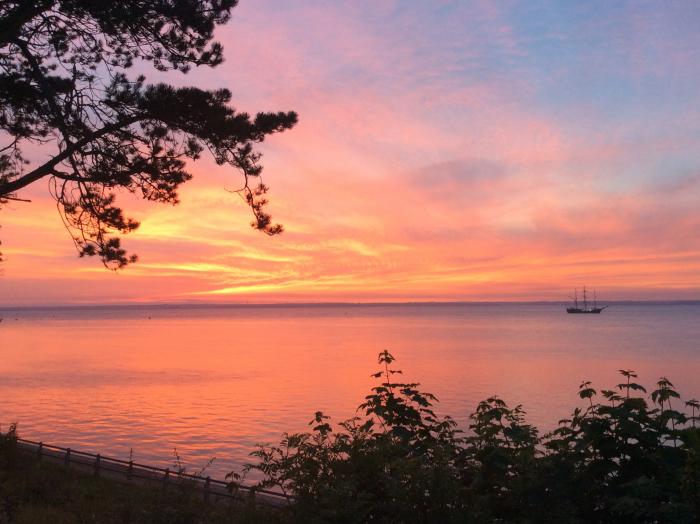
[
  {"left": 0, "top": 0, "right": 297, "bottom": 268},
  {"left": 231, "top": 352, "right": 700, "bottom": 523},
  {"left": 3, "top": 355, "right": 698, "bottom": 523}
]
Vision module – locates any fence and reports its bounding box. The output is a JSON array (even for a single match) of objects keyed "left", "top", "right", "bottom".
[{"left": 12, "top": 437, "right": 288, "bottom": 508}]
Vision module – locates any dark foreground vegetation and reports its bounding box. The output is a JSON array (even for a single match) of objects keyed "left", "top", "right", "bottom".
[
  {"left": 3, "top": 351, "right": 700, "bottom": 523},
  {"left": 231, "top": 351, "right": 700, "bottom": 523},
  {"left": 0, "top": 428, "right": 282, "bottom": 524}
]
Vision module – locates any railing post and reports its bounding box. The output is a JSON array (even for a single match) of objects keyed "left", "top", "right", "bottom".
[
  {"left": 127, "top": 460, "right": 133, "bottom": 480},
  {"left": 163, "top": 468, "right": 170, "bottom": 487},
  {"left": 65, "top": 448, "right": 71, "bottom": 466},
  {"left": 94, "top": 454, "right": 101, "bottom": 477},
  {"left": 204, "top": 476, "right": 211, "bottom": 501},
  {"left": 37, "top": 442, "right": 43, "bottom": 460}
]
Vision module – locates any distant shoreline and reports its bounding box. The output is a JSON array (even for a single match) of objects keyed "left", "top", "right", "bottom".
[{"left": 2, "top": 299, "right": 700, "bottom": 311}]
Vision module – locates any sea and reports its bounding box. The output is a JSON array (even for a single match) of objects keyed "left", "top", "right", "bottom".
[{"left": 1, "top": 302, "right": 699, "bottom": 479}]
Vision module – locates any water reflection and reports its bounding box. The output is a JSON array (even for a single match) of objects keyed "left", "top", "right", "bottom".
[{"left": 2, "top": 303, "right": 699, "bottom": 478}]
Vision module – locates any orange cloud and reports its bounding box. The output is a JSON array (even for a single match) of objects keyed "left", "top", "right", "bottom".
[{"left": 2, "top": 2, "right": 700, "bottom": 304}]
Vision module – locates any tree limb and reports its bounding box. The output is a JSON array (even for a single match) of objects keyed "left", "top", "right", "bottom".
[
  {"left": 0, "top": 0, "right": 52, "bottom": 46},
  {"left": 0, "top": 116, "right": 141, "bottom": 196}
]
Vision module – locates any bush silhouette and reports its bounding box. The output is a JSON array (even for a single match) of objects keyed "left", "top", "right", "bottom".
[{"left": 230, "top": 351, "right": 700, "bottom": 523}]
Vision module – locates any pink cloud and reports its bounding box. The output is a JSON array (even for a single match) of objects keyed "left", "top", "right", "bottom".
[{"left": 2, "top": 2, "right": 700, "bottom": 304}]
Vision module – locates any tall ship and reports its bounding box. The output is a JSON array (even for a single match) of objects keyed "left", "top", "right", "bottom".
[{"left": 567, "top": 287, "right": 607, "bottom": 314}]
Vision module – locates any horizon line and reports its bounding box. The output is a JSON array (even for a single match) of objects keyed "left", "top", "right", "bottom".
[{"left": 2, "top": 298, "right": 700, "bottom": 310}]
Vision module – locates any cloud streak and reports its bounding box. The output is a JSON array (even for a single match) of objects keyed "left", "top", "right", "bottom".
[{"left": 2, "top": 1, "right": 700, "bottom": 304}]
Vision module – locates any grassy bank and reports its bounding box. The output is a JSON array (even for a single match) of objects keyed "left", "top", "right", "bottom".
[{"left": 0, "top": 433, "right": 284, "bottom": 524}]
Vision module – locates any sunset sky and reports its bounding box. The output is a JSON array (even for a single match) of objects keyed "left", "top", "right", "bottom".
[{"left": 2, "top": 0, "right": 700, "bottom": 305}]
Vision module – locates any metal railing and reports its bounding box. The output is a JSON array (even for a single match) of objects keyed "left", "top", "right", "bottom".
[{"left": 11, "top": 437, "right": 288, "bottom": 507}]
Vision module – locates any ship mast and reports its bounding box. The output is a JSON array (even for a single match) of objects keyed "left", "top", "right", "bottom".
[{"left": 583, "top": 286, "right": 588, "bottom": 311}]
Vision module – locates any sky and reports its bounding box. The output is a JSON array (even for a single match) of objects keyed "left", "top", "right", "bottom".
[{"left": 1, "top": 0, "right": 700, "bottom": 305}]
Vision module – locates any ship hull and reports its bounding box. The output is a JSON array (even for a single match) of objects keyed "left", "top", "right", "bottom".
[{"left": 566, "top": 307, "right": 605, "bottom": 314}]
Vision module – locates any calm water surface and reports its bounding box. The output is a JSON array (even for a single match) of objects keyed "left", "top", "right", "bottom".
[{"left": 1, "top": 303, "right": 699, "bottom": 478}]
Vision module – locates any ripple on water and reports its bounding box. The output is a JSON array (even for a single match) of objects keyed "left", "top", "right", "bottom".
[{"left": 2, "top": 303, "right": 700, "bottom": 478}]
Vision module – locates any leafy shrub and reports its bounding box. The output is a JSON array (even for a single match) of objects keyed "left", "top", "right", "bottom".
[{"left": 230, "top": 352, "right": 700, "bottom": 523}]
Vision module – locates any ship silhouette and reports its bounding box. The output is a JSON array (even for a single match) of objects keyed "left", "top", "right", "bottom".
[{"left": 567, "top": 287, "right": 607, "bottom": 314}]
